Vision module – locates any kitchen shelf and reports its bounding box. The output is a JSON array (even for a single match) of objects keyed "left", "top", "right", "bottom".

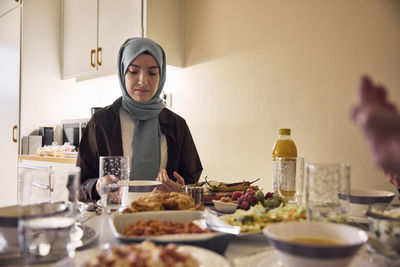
[{"left": 18, "top": 155, "right": 76, "bottom": 164}]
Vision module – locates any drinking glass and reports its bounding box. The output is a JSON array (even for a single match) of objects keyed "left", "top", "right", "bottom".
[
  {"left": 276, "top": 157, "right": 305, "bottom": 205},
  {"left": 306, "top": 163, "right": 350, "bottom": 223},
  {"left": 99, "top": 156, "right": 129, "bottom": 213},
  {"left": 18, "top": 165, "right": 80, "bottom": 263}
]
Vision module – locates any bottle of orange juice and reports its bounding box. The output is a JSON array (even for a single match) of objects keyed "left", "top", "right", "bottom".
[{"left": 272, "top": 128, "right": 297, "bottom": 196}]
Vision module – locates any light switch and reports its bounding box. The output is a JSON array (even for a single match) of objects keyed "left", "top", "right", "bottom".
[{"left": 164, "top": 93, "right": 172, "bottom": 108}]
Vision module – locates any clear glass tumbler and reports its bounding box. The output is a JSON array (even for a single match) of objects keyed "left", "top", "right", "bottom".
[
  {"left": 18, "top": 165, "right": 81, "bottom": 263},
  {"left": 99, "top": 156, "right": 129, "bottom": 213},
  {"left": 306, "top": 163, "right": 350, "bottom": 223}
]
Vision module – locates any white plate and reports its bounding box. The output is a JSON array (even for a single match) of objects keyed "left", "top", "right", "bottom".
[
  {"left": 178, "top": 245, "right": 230, "bottom": 267},
  {"left": 109, "top": 210, "right": 229, "bottom": 242},
  {"left": 255, "top": 250, "right": 379, "bottom": 267}
]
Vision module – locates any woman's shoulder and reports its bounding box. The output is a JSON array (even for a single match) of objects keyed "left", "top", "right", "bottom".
[{"left": 159, "top": 108, "right": 187, "bottom": 125}]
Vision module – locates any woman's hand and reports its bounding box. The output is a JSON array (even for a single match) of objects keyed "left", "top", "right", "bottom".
[
  {"left": 96, "top": 175, "right": 122, "bottom": 203},
  {"left": 156, "top": 169, "right": 185, "bottom": 192}
]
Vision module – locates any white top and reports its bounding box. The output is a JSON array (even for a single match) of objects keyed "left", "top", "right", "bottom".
[{"left": 119, "top": 108, "right": 168, "bottom": 174}]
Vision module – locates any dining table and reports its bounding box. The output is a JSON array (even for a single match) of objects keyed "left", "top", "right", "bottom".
[{"left": 22, "top": 206, "right": 397, "bottom": 267}]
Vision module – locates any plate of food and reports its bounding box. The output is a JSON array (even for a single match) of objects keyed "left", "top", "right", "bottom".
[
  {"left": 86, "top": 241, "right": 230, "bottom": 267},
  {"left": 220, "top": 201, "right": 307, "bottom": 235},
  {"left": 197, "top": 178, "right": 260, "bottom": 205},
  {"left": 122, "top": 190, "right": 204, "bottom": 213},
  {"left": 109, "top": 210, "right": 236, "bottom": 254}
]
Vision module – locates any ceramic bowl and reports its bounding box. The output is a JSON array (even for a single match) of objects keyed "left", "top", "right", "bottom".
[
  {"left": 125, "top": 180, "right": 162, "bottom": 204},
  {"left": 212, "top": 200, "right": 238, "bottom": 213},
  {"left": 263, "top": 221, "right": 368, "bottom": 267},
  {"left": 348, "top": 189, "right": 395, "bottom": 218},
  {"left": 0, "top": 202, "right": 68, "bottom": 247},
  {"left": 366, "top": 203, "right": 400, "bottom": 253}
]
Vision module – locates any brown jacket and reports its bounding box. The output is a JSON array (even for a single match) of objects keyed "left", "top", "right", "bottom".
[{"left": 77, "top": 97, "right": 203, "bottom": 202}]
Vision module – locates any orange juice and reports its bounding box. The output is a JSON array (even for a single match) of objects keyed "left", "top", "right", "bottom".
[{"left": 272, "top": 128, "right": 297, "bottom": 195}]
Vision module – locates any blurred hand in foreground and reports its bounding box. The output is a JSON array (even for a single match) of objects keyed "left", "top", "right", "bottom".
[{"left": 351, "top": 75, "right": 400, "bottom": 188}]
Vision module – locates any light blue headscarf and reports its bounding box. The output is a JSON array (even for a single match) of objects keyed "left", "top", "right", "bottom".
[{"left": 117, "top": 37, "right": 166, "bottom": 180}]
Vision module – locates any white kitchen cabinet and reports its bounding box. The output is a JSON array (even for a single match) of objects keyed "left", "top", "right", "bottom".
[
  {"left": 61, "top": 0, "right": 142, "bottom": 79},
  {"left": 0, "top": 4, "right": 21, "bottom": 207},
  {"left": 62, "top": 0, "right": 184, "bottom": 79},
  {"left": 144, "top": 0, "right": 184, "bottom": 67},
  {"left": 0, "top": 0, "right": 21, "bottom": 17}
]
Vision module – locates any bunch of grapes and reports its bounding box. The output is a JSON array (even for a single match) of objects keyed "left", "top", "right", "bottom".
[
  {"left": 232, "top": 188, "right": 258, "bottom": 210},
  {"left": 263, "top": 192, "right": 286, "bottom": 210}
]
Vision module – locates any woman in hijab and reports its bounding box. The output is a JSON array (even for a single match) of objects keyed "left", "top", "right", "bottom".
[{"left": 77, "top": 37, "right": 202, "bottom": 202}]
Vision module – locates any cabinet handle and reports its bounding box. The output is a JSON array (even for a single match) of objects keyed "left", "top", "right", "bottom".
[
  {"left": 31, "top": 181, "right": 50, "bottom": 190},
  {"left": 97, "top": 47, "right": 102, "bottom": 66},
  {"left": 15, "top": 0, "right": 19, "bottom": 2},
  {"left": 90, "top": 49, "right": 96, "bottom": 68},
  {"left": 12, "top": 125, "right": 17, "bottom": 143}
]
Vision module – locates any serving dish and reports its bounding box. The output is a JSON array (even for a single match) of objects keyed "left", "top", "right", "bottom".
[
  {"left": 109, "top": 210, "right": 234, "bottom": 254},
  {"left": 348, "top": 189, "right": 395, "bottom": 218},
  {"left": 263, "top": 221, "right": 368, "bottom": 267}
]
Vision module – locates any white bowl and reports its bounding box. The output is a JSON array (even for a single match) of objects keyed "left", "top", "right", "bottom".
[
  {"left": 124, "top": 180, "right": 162, "bottom": 204},
  {"left": 263, "top": 221, "right": 368, "bottom": 267},
  {"left": 212, "top": 200, "right": 238, "bottom": 213},
  {"left": 348, "top": 189, "right": 395, "bottom": 218}
]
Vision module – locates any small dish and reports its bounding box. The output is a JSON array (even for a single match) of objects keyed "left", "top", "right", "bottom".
[{"left": 212, "top": 200, "right": 238, "bottom": 213}]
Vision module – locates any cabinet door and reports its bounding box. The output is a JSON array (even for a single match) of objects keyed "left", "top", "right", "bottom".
[
  {"left": 0, "top": 0, "right": 21, "bottom": 17},
  {"left": 0, "top": 6, "right": 20, "bottom": 207},
  {"left": 144, "top": 0, "right": 184, "bottom": 67},
  {"left": 98, "top": 0, "right": 142, "bottom": 75},
  {"left": 62, "top": 0, "right": 98, "bottom": 78}
]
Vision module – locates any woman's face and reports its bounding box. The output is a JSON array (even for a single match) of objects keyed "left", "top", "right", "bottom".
[{"left": 125, "top": 54, "right": 160, "bottom": 103}]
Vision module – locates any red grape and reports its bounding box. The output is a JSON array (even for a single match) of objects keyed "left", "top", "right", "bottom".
[
  {"left": 240, "top": 201, "right": 250, "bottom": 210},
  {"left": 237, "top": 195, "right": 245, "bottom": 205},
  {"left": 265, "top": 192, "right": 274, "bottom": 199},
  {"left": 246, "top": 188, "right": 256, "bottom": 195},
  {"left": 232, "top": 191, "right": 243, "bottom": 201}
]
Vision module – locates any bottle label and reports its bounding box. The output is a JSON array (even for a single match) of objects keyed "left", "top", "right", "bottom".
[
  {"left": 277, "top": 160, "right": 296, "bottom": 196},
  {"left": 272, "top": 160, "right": 277, "bottom": 192}
]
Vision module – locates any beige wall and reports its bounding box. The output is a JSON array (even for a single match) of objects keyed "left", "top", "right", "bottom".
[
  {"left": 20, "top": 0, "right": 400, "bottom": 197},
  {"left": 170, "top": 0, "right": 400, "bottom": 194}
]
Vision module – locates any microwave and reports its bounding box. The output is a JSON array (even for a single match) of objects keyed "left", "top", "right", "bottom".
[{"left": 62, "top": 118, "right": 89, "bottom": 150}]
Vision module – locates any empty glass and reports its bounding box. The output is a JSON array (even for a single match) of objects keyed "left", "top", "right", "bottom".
[
  {"left": 306, "top": 163, "right": 350, "bottom": 223},
  {"left": 99, "top": 156, "right": 129, "bottom": 213},
  {"left": 18, "top": 165, "right": 80, "bottom": 263},
  {"left": 276, "top": 157, "right": 305, "bottom": 205}
]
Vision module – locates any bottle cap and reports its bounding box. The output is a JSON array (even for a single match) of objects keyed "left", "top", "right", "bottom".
[{"left": 279, "top": 128, "right": 291, "bottom": 135}]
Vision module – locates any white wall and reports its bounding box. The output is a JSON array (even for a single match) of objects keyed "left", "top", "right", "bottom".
[
  {"left": 20, "top": 0, "right": 400, "bottom": 199},
  {"left": 177, "top": 0, "right": 400, "bottom": 196}
]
